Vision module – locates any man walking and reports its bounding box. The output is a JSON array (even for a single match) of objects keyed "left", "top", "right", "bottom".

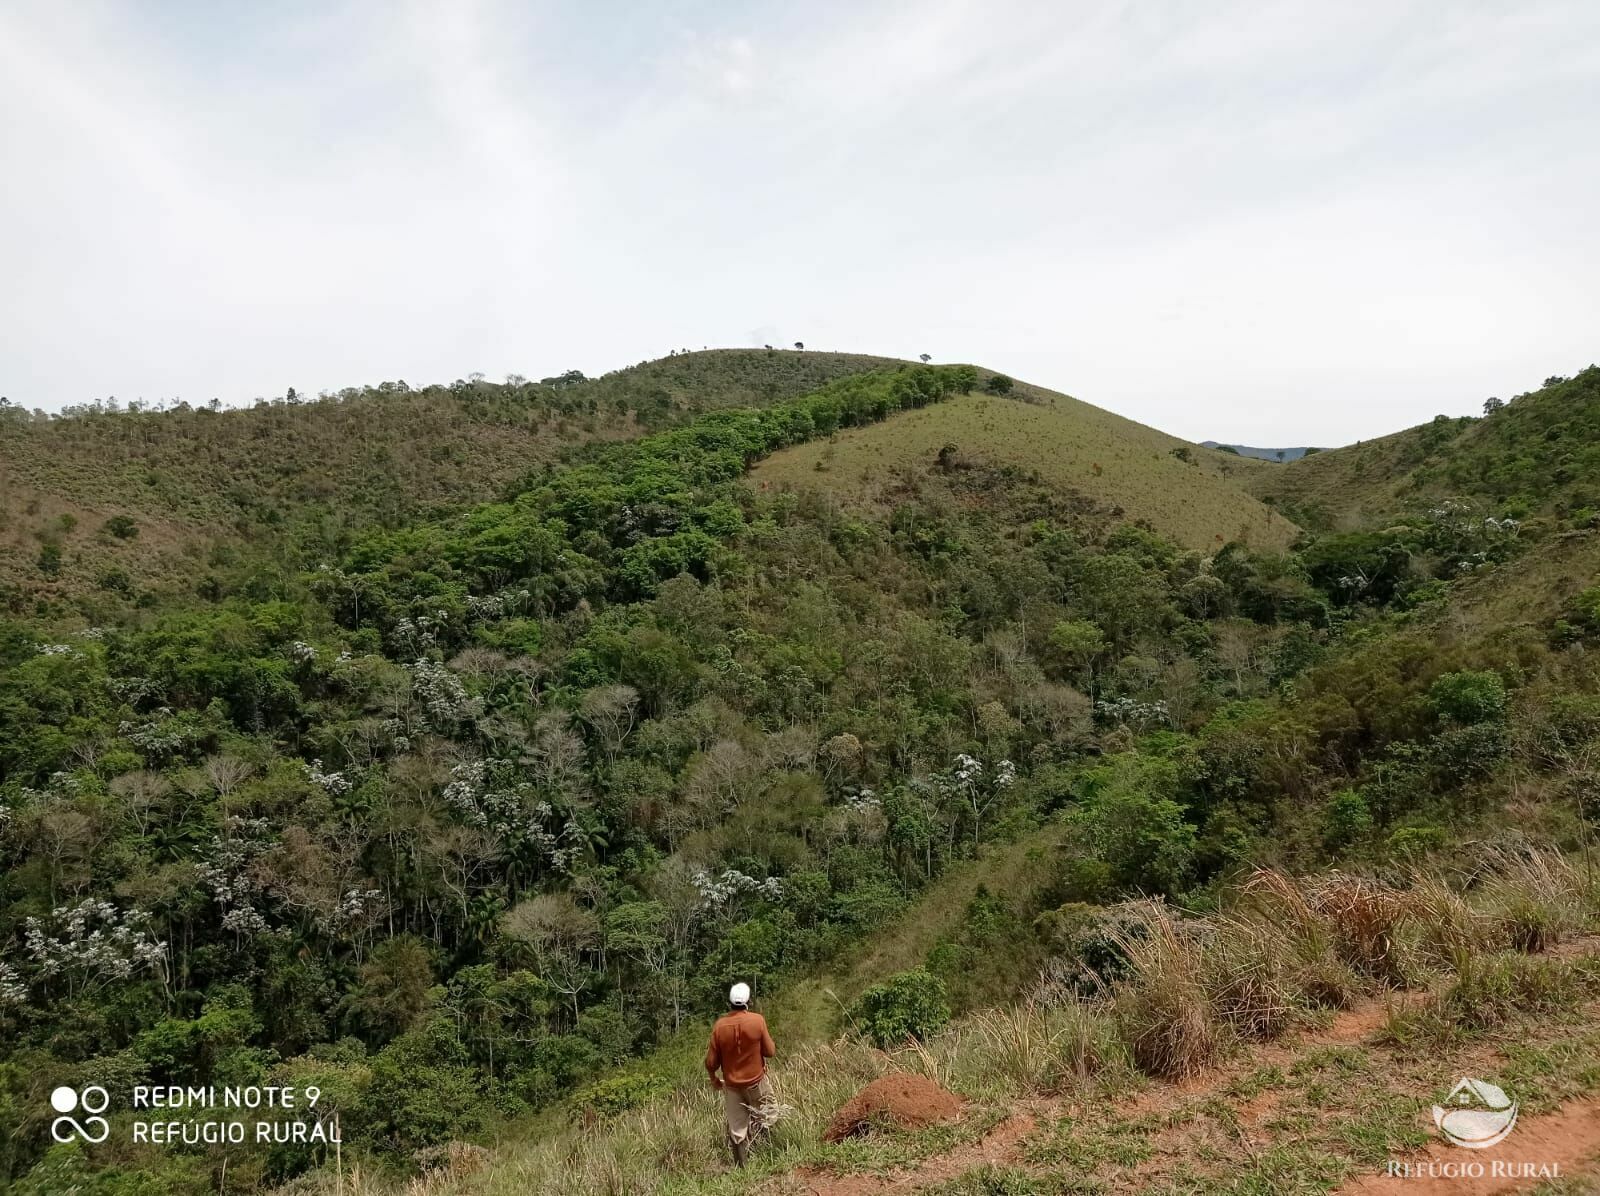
[{"left": 705, "top": 981, "right": 777, "bottom": 1167}]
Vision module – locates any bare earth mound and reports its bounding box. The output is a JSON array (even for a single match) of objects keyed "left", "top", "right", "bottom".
[{"left": 823, "top": 1073, "right": 963, "bottom": 1142}]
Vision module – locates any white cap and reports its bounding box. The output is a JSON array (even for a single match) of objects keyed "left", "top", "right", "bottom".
[{"left": 729, "top": 982, "right": 751, "bottom": 1006}]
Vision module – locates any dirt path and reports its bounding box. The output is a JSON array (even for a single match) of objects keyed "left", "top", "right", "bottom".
[
  {"left": 784, "top": 999, "right": 1600, "bottom": 1196},
  {"left": 1341, "top": 1098, "right": 1600, "bottom": 1195}
]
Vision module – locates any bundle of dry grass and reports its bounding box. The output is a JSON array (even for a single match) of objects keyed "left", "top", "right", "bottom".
[
  {"left": 1108, "top": 906, "right": 1218, "bottom": 1079},
  {"left": 1303, "top": 871, "right": 1415, "bottom": 980},
  {"left": 1475, "top": 846, "right": 1593, "bottom": 951}
]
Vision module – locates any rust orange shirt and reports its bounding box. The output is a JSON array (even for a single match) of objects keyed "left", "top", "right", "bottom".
[{"left": 705, "top": 1009, "right": 775, "bottom": 1087}]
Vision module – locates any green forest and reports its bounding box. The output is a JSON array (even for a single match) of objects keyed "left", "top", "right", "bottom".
[{"left": 3, "top": 356, "right": 1600, "bottom": 1194}]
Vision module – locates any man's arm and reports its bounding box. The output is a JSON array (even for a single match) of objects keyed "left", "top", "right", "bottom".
[
  {"left": 704, "top": 1032, "right": 723, "bottom": 1088},
  {"left": 760, "top": 1017, "right": 775, "bottom": 1060}
]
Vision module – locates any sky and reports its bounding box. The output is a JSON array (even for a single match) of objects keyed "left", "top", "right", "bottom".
[{"left": 1, "top": 0, "right": 1596, "bottom": 444}]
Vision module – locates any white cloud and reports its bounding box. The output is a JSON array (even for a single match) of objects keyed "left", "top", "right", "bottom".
[{"left": 1, "top": 0, "right": 1596, "bottom": 444}]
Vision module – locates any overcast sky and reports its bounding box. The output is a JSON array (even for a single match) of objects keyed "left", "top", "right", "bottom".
[{"left": 2, "top": 1, "right": 1596, "bottom": 443}]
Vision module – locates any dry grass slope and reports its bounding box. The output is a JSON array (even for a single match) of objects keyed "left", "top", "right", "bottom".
[
  {"left": 749, "top": 380, "right": 1299, "bottom": 552},
  {"left": 1242, "top": 422, "right": 1468, "bottom": 530}
]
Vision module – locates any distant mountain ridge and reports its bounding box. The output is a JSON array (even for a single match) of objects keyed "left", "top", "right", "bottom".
[{"left": 1201, "top": 441, "right": 1321, "bottom": 462}]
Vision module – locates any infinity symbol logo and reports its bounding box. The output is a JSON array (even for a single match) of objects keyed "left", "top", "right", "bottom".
[{"left": 50, "top": 1086, "right": 111, "bottom": 1143}]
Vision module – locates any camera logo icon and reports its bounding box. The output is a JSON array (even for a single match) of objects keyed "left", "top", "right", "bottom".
[{"left": 50, "top": 1086, "right": 111, "bottom": 1144}]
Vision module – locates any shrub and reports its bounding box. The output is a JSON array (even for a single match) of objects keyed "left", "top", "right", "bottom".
[
  {"left": 102, "top": 515, "right": 140, "bottom": 540},
  {"left": 572, "top": 1071, "right": 672, "bottom": 1120},
  {"left": 1428, "top": 670, "right": 1507, "bottom": 725},
  {"left": 1387, "top": 824, "right": 1446, "bottom": 859},
  {"left": 985, "top": 374, "right": 1014, "bottom": 395},
  {"left": 1322, "top": 789, "right": 1374, "bottom": 851},
  {"left": 96, "top": 567, "right": 133, "bottom": 594},
  {"left": 850, "top": 969, "right": 951, "bottom": 1047},
  {"left": 1033, "top": 901, "right": 1146, "bottom": 994},
  {"left": 1551, "top": 585, "right": 1600, "bottom": 646},
  {"left": 1427, "top": 721, "right": 1509, "bottom": 778},
  {"left": 360, "top": 1019, "right": 488, "bottom": 1151}
]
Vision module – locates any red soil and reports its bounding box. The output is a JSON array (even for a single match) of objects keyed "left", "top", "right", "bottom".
[
  {"left": 1342, "top": 1098, "right": 1600, "bottom": 1195},
  {"left": 822, "top": 1073, "right": 964, "bottom": 1143}
]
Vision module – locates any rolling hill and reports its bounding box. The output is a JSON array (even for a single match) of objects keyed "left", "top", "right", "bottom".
[
  {"left": 1247, "top": 365, "right": 1600, "bottom": 531},
  {"left": 0, "top": 350, "right": 902, "bottom": 609},
  {"left": 751, "top": 377, "right": 1299, "bottom": 552},
  {"left": 5, "top": 353, "right": 1600, "bottom": 1196}
]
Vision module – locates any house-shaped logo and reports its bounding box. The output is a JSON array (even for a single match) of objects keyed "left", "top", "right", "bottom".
[{"left": 1432, "top": 1077, "right": 1518, "bottom": 1149}]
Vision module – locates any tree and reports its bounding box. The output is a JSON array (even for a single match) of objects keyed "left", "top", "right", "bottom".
[
  {"left": 1483, "top": 396, "right": 1504, "bottom": 415},
  {"left": 1047, "top": 619, "right": 1107, "bottom": 684},
  {"left": 794, "top": 341, "right": 805, "bottom": 351},
  {"left": 1071, "top": 756, "right": 1196, "bottom": 896},
  {"left": 985, "top": 374, "right": 1013, "bottom": 395},
  {"left": 579, "top": 683, "right": 640, "bottom": 763},
  {"left": 1428, "top": 670, "right": 1507, "bottom": 725},
  {"left": 345, "top": 935, "right": 435, "bottom": 1042},
  {"left": 504, "top": 893, "right": 601, "bottom": 1024},
  {"left": 919, "top": 353, "right": 932, "bottom": 363},
  {"left": 102, "top": 514, "right": 139, "bottom": 540},
  {"left": 850, "top": 969, "right": 950, "bottom": 1046}
]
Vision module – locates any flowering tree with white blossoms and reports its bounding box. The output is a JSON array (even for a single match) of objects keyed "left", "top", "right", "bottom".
[
  {"left": 1094, "top": 696, "right": 1170, "bottom": 734},
  {"left": 945, "top": 753, "right": 1016, "bottom": 849},
  {"left": 441, "top": 759, "right": 581, "bottom": 885},
  {"left": 408, "top": 657, "right": 482, "bottom": 732},
  {"left": 0, "top": 961, "right": 25, "bottom": 1007},
  {"left": 197, "top": 817, "right": 275, "bottom": 940},
  {"left": 17, "top": 899, "right": 169, "bottom": 1000}
]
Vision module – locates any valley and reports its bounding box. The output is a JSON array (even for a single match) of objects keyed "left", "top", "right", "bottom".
[{"left": 2, "top": 352, "right": 1598, "bottom": 1196}]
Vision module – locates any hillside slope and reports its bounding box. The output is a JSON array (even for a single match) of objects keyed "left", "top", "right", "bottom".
[
  {"left": 0, "top": 350, "right": 900, "bottom": 608},
  {"left": 1249, "top": 366, "right": 1600, "bottom": 531},
  {"left": 7, "top": 356, "right": 1600, "bottom": 1196},
  {"left": 751, "top": 378, "right": 1298, "bottom": 551}
]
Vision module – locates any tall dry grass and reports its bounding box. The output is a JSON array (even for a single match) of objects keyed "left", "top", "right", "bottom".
[{"left": 1475, "top": 845, "right": 1594, "bottom": 951}]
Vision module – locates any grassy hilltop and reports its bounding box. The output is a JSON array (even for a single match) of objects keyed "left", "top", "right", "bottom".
[
  {"left": 751, "top": 377, "right": 1295, "bottom": 552},
  {"left": 3, "top": 353, "right": 1600, "bottom": 1194}
]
